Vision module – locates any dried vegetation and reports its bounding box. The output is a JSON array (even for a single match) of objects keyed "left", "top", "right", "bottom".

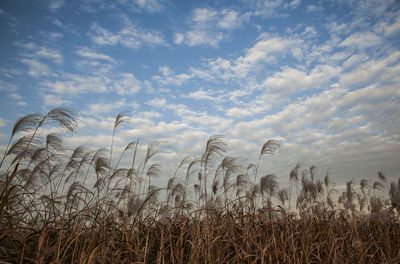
[{"left": 1, "top": 109, "right": 399, "bottom": 263}]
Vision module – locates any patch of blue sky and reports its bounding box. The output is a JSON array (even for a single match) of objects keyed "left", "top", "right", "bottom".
[{"left": 1, "top": 0, "right": 400, "bottom": 187}]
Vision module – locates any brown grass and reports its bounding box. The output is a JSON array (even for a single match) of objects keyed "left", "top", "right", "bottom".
[{"left": 1, "top": 109, "right": 399, "bottom": 263}]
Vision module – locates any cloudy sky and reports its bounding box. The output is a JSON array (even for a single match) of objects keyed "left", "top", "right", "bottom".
[{"left": 0, "top": 0, "right": 399, "bottom": 189}]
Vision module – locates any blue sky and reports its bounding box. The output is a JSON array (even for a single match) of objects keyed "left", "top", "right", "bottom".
[{"left": 0, "top": 0, "right": 399, "bottom": 189}]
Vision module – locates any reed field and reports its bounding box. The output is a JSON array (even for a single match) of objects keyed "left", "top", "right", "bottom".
[{"left": 1, "top": 108, "right": 399, "bottom": 263}]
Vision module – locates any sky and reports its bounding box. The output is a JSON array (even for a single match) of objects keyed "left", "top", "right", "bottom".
[{"left": 0, "top": 0, "right": 399, "bottom": 191}]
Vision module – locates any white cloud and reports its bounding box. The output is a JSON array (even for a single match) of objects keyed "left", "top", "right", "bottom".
[
  {"left": 339, "top": 32, "right": 382, "bottom": 49},
  {"left": 201, "top": 57, "right": 234, "bottom": 81},
  {"left": 160, "top": 33, "right": 305, "bottom": 88},
  {"left": 217, "top": 9, "right": 244, "bottom": 29},
  {"left": 120, "top": 120, "right": 188, "bottom": 140},
  {"left": 8, "top": 93, "right": 21, "bottom": 99},
  {"left": 147, "top": 97, "right": 166, "bottom": 107},
  {"left": 78, "top": 0, "right": 163, "bottom": 13},
  {"left": 89, "top": 19, "right": 166, "bottom": 49},
  {"left": 173, "top": 32, "right": 184, "bottom": 44},
  {"left": 375, "top": 16, "right": 400, "bottom": 37},
  {"left": 184, "top": 112, "right": 233, "bottom": 132},
  {"left": 287, "top": 0, "right": 301, "bottom": 8},
  {"left": 113, "top": 73, "right": 142, "bottom": 95},
  {"left": 21, "top": 43, "right": 63, "bottom": 64},
  {"left": 0, "top": 7, "right": 19, "bottom": 29},
  {"left": 224, "top": 99, "right": 270, "bottom": 119},
  {"left": 47, "top": 32, "right": 64, "bottom": 40},
  {"left": 306, "top": 4, "right": 322, "bottom": 12},
  {"left": 339, "top": 51, "right": 400, "bottom": 88},
  {"left": 0, "top": 80, "right": 17, "bottom": 92},
  {"left": 184, "top": 30, "right": 224, "bottom": 47},
  {"left": 36, "top": 48, "right": 63, "bottom": 64},
  {"left": 327, "top": 21, "right": 351, "bottom": 35},
  {"left": 225, "top": 107, "right": 254, "bottom": 118},
  {"left": 84, "top": 99, "right": 128, "bottom": 116},
  {"left": 342, "top": 54, "right": 369, "bottom": 69},
  {"left": 40, "top": 65, "right": 143, "bottom": 99},
  {"left": 153, "top": 66, "right": 193, "bottom": 86},
  {"left": 221, "top": 80, "right": 399, "bottom": 178},
  {"left": 0, "top": 117, "right": 6, "bottom": 127},
  {"left": 176, "top": 7, "right": 247, "bottom": 47},
  {"left": 143, "top": 80, "right": 155, "bottom": 94},
  {"left": 48, "top": 0, "right": 64, "bottom": 11},
  {"left": 301, "top": 26, "right": 317, "bottom": 38},
  {"left": 192, "top": 8, "right": 218, "bottom": 23},
  {"left": 64, "top": 134, "right": 113, "bottom": 149},
  {"left": 42, "top": 94, "right": 72, "bottom": 106},
  {"left": 41, "top": 74, "right": 108, "bottom": 95},
  {"left": 246, "top": 0, "right": 285, "bottom": 17},
  {"left": 262, "top": 64, "right": 341, "bottom": 95},
  {"left": 127, "top": 0, "right": 163, "bottom": 13},
  {"left": 76, "top": 47, "right": 115, "bottom": 63},
  {"left": 89, "top": 24, "right": 123, "bottom": 45},
  {"left": 1, "top": 0, "right": 399, "bottom": 189},
  {"left": 336, "top": 84, "right": 400, "bottom": 110},
  {"left": 74, "top": 59, "right": 113, "bottom": 74},
  {"left": 21, "top": 58, "right": 52, "bottom": 77},
  {"left": 184, "top": 34, "right": 301, "bottom": 82},
  {"left": 184, "top": 88, "right": 219, "bottom": 101},
  {"left": 141, "top": 111, "right": 161, "bottom": 119},
  {"left": 235, "top": 36, "right": 293, "bottom": 73},
  {"left": 147, "top": 98, "right": 233, "bottom": 132},
  {"left": 78, "top": 116, "right": 115, "bottom": 131},
  {"left": 197, "top": 35, "right": 297, "bottom": 80},
  {"left": 159, "top": 66, "right": 172, "bottom": 76}
]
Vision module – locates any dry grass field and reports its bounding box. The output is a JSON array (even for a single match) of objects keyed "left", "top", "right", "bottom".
[{"left": 1, "top": 108, "right": 399, "bottom": 263}]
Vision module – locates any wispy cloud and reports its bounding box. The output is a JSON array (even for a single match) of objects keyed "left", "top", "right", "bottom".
[
  {"left": 188, "top": 34, "right": 300, "bottom": 81},
  {"left": 79, "top": 0, "right": 164, "bottom": 13},
  {"left": 0, "top": 117, "right": 6, "bottom": 128},
  {"left": 40, "top": 74, "right": 109, "bottom": 95},
  {"left": 339, "top": 32, "right": 382, "bottom": 49},
  {"left": 48, "top": 0, "right": 64, "bottom": 11},
  {"left": 21, "top": 58, "right": 53, "bottom": 77},
  {"left": 225, "top": 105, "right": 266, "bottom": 119},
  {"left": 374, "top": 15, "right": 400, "bottom": 37},
  {"left": 89, "top": 18, "right": 166, "bottom": 49},
  {"left": 8, "top": 93, "right": 22, "bottom": 101},
  {"left": 20, "top": 42, "right": 63, "bottom": 64},
  {"left": 183, "top": 88, "right": 221, "bottom": 101},
  {"left": 84, "top": 99, "right": 129, "bottom": 116},
  {"left": 306, "top": 4, "right": 322, "bottom": 12},
  {"left": 174, "top": 7, "right": 248, "bottom": 47},
  {"left": 262, "top": 64, "right": 340, "bottom": 95},
  {"left": 153, "top": 66, "right": 193, "bottom": 86},
  {"left": 339, "top": 51, "right": 400, "bottom": 89},
  {"left": 0, "top": 80, "right": 17, "bottom": 91},
  {"left": 0, "top": 8, "right": 20, "bottom": 30},
  {"left": 42, "top": 94, "right": 72, "bottom": 106},
  {"left": 125, "top": 0, "right": 164, "bottom": 13},
  {"left": 76, "top": 47, "right": 115, "bottom": 63},
  {"left": 1, "top": 0, "right": 400, "bottom": 186},
  {"left": 40, "top": 71, "right": 142, "bottom": 96},
  {"left": 113, "top": 73, "right": 142, "bottom": 95},
  {"left": 147, "top": 97, "right": 233, "bottom": 131},
  {"left": 244, "top": 0, "right": 286, "bottom": 17}
]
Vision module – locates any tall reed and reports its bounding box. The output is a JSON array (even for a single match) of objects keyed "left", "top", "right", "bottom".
[{"left": 0, "top": 109, "right": 399, "bottom": 263}]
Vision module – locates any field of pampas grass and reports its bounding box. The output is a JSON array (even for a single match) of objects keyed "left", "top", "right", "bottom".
[{"left": 1, "top": 108, "right": 399, "bottom": 263}]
